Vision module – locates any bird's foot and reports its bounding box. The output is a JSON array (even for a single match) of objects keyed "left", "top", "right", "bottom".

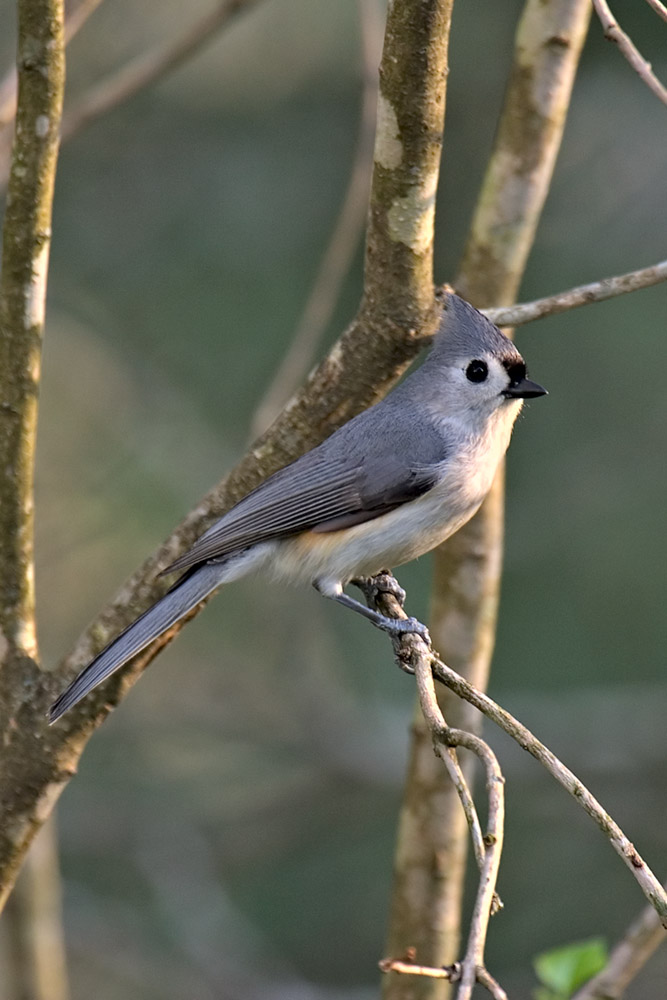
[{"left": 375, "top": 614, "right": 431, "bottom": 645}]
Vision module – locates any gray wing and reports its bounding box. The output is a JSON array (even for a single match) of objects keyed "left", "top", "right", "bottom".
[{"left": 164, "top": 401, "right": 447, "bottom": 574}]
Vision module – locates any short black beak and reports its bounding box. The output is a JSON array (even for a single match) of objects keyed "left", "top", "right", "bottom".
[{"left": 502, "top": 377, "right": 548, "bottom": 400}]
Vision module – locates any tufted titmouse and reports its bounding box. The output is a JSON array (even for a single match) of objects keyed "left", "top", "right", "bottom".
[{"left": 49, "top": 294, "right": 546, "bottom": 723}]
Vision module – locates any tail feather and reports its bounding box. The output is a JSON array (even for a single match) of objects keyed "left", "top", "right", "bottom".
[{"left": 49, "top": 563, "right": 225, "bottom": 723}]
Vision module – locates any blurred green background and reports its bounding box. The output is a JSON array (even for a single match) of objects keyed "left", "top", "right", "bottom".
[{"left": 1, "top": 0, "right": 666, "bottom": 997}]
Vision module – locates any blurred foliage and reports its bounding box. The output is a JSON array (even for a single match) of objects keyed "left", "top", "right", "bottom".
[
  {"left": 533, "top": 937, "right": 608, "bottom": 999},
  {"left": 1, "top": 0, "right": 666, "bottom": 997}
]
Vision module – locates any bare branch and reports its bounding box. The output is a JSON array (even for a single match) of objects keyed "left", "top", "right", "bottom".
[
  {"left": 370, "top": 574, "right": 505, "bottom": 1000},
  {"left": 483, "top": 258, "right": 667, "bottom": 328},
  {"left": 644, "top": 0, "right": 667, "bottom": 24},
  {"left": 250, "top": 0, "right": 383, "bottom": 437},
  {"left": 4, "top": 819, "right": 69, "bottom": 1000},
  {"left": 441, "top": 729, "right": 504, "bottom": 1000},
  {"left": 430, "top": 648, "right": 667, "bottom": 926},
  {"left": 438, "top": 745, "right": 487, "bottom": 874},
  {"left": 592, "top": 0, "right": 667, "bottom": 106},
  {"left": 475, "top": 967, "right": 508, "bottom": 1000},
  {"left": 379, "top": 959, "right": 508, "bottom": 1000},
  {"left": 60, "top": 0, "right": 261, "bottom": 144},
  {"left": 365, "top": 583, "right": 667, "bottom": 927},
  {"left": 407, "top": 587, "right": 506, "bottom": 1000},
  {"left": 379, "top": 957, "right": 459, "bottom": 981},
  {"left": 572, "top": 894, "right": 667, "bottom": 1000},
  {"left": 0, "top": 0, "right": 65, "bottom": 909}
]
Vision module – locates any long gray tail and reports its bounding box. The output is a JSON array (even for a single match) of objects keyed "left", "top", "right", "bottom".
[{"left": 49, "top": 563, "right": 226, "bottom": 724}]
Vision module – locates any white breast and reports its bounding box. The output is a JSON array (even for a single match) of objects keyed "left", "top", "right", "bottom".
[{"left": 268, "top": 404, "right": 519, "bottom": 588}]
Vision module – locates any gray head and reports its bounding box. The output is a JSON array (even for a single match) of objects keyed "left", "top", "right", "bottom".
[{"left": 418, "top": 293, "right": 546, "bottom": 415}]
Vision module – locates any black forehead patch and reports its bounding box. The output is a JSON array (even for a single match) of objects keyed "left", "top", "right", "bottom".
[{"left": 503, "top": 359, "right": 526, "bottom": 384}]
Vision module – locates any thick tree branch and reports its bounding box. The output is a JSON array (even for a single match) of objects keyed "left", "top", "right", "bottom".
[
  {"left": 0, "top": 0, "right": 450, "bottom": 910},
  {"left": 0, "top": 0, "right": 65, "bottom": 913},
  {"left": 592, "top": 0, "right": 667, "bottom": 106},
  {"left": 483, "top": 258, "right": 667, "bottom": 327}
]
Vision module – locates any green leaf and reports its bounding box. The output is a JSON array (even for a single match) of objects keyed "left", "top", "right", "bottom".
[{"left": 533, "top": 937, "right": 608, "bottom": 996}]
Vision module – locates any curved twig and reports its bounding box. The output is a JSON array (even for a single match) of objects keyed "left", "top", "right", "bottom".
[
  {"left": 366, "top": 582, "right": 667, "bottom": 927},
  {"left": 412, "top": 616, "right": 506, "bottom": 1000},
  {"left": 438, "top": 746, "right": 487, "bottom": 873}
]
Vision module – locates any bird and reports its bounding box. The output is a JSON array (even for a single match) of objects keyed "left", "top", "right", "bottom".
[{"left": 49, "top": 294, "right": 546, "bottom": 723}]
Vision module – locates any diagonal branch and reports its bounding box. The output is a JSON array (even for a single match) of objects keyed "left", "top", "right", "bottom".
[
  {"left": 430, "top": 650, "right": 667, "bottom": 926},
  {"left": 365, "top": 582, "right": 667, "bottom": 927},
  {"left": 59, "top": 0, "right": 262, "bottom": 144},
  {"left": 644, "top": 0, "right": 667, "bottom": 24},
  {"left": 592, "top": 0, "right": 667, "bottom": 106},
  {"left": 483, "top": 258, "right": 667, "bottom": 328},
  {"left": 0, "top": 0, "right": 451, "bottom": 911},
  {"left": 0, "top": 0, "right": 263, "bottom": 190}
]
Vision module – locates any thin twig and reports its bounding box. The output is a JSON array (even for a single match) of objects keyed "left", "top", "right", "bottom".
[
  {"left": 428, "top": 647, "right": 667, "bottom": 926},
  {"left": 439, "top": 746, "right": 487, "bottom": 873},
  {"left": 571, "top": 892, "right": 667, "bottom": 1000},
  {"left": 644, "top": 0, "right": 667, "bottom": 24},
  {"left": 250, "top": 0, "right": 383, "bottom": 437},
  {"left": 592, "top": 0, "right": 667, "bottom": 106},
  {"left": 379, "top": 958, "right": 458, "bottom": 980},
  {"left": 475, "top": 967, "right": 508, "bottom": 1000},
  {"left": 412, "top": 622, "right": 506, "bottom": 1000},
  {"left": 60, "top": 0, "right": 261, "bottom": 142},
  {"left": 483, "top": 258, "right": 667, "bottom": 328},
  {"left": 379, "top": 958, "right": 507, "bottom": 999},
  {"left": 367, "top": 582, "right": 667, "bottom": 927},
  {"left": 439, "top": 731, "right": 504, "bottom": 1000}
]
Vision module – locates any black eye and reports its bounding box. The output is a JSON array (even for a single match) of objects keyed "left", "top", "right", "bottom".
[{"left": 466, "top": 360, "right": 488, "bottom": 383}]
